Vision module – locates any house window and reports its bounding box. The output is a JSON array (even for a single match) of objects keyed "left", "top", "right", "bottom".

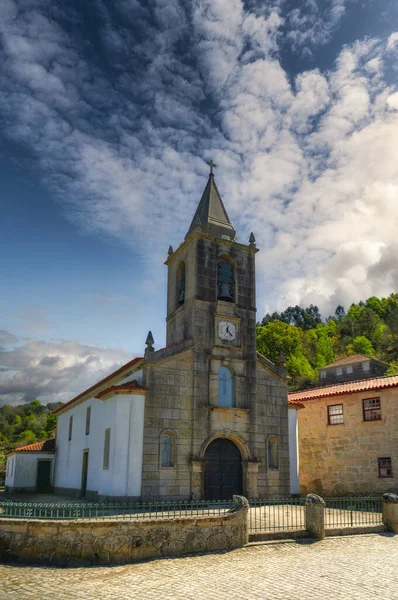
[
  {"left": 103, "top": 428, "right": 111, "bottom": 470},
  {"left": 176, "top": 261, "right": 185, "bottom": 306},
  {"left": 363, "top": 398, "right": 381, "bottom": 421},
  {"left": 378, "top": 458, "right": 392, "bottom": 478},
  {"left": 328, "top": 404, "right": 344, "bottom": 425},
  {"left": 320, "top": 370, "right": 326, "bottom": 379},
  {"left": 160, "top": 432, "right": 175, "bottom": 467},
  {"left": 362, "top": 361, "right": 370, "bottom": 372},
  {"left": 68, "top": 415, "right": 73, "bottom": 441},
  {"left": 345, "top": 365, "right": 353, "bottom": 374},
  {"left": 85, "top": 406, "right": 91, "bottom": 435},
  {"left": 217, "top": 261, "right": 234, "bottom": 302},
  {"left": 218, "top": 366, "right": 234, "bottom": 407},
  {"left": 336, "top": 367, "right": 343, "bottom": 376},
  {"left": 267, "top": 436, "right": 279, "bottom": 469}
]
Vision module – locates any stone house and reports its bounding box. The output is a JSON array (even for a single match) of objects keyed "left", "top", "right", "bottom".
[
  {"left": 318, "top": 354, "right": 389, "bottom": 386},
  {"left": 290, "top": 375, "right": 398, "bottom": 496},
  {"left": 6, "top": 167, "right": 297, "bottom": 501}
]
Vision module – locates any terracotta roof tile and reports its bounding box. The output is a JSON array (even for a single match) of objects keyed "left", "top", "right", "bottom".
[
  {"left": 7, "top": 438, "right": 55, "bottom": 455},
  {"left": 288, "top": 374, "right": 398, "bottom": 402},
  {"left": 95, "top": 380, "right": 147, "bottom": 399},
  {"left": 288, "top": 398, "right": 305, "bottom": 409}
]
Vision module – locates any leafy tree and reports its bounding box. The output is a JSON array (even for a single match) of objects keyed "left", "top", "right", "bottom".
[{"left": 346, "top": 336, "right": 375, "bottom": 356}]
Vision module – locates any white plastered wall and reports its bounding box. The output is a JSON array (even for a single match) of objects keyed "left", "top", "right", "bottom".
[
  {"left": 288, "top": 407, "right": 300, "bottom": 495},
  {"left": 54, "top": 393, "right": 145, "bottom": 498},
  {"left": 5, "top": 453, "right": 54, "bottom": 490}
]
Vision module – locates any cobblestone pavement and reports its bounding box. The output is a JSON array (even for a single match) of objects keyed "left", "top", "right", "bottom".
[{"left": 1, "top": 534, "right": 398, "bottom": 600}]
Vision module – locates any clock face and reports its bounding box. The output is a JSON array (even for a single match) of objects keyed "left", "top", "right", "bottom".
[{"left": 218, "top": 321, "right": 236, "bottom": 341}]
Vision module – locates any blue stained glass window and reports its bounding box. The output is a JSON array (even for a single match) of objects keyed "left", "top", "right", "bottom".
[{"left": 218, "top": 366, "right": 234, "bottom": 407}]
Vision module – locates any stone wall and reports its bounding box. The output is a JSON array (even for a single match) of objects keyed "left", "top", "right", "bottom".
[
  {"left": 298, "top": 388, "right": 398, "bottom": 496},
  {"left": 0, "top": 496, "right": 248, "bottom": 566}
]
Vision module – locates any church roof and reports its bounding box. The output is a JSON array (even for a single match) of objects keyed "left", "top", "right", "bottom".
[
  {"left": 185, "top": 172, "right": 236, "bottom": 241},
  {"left": 95, "top": 380, "right": 147, "bottom": 399}
]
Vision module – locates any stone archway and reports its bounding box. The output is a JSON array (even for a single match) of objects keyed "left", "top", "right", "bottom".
[{"left": 203, "top": 438, "right": 242, "bottom": 500}]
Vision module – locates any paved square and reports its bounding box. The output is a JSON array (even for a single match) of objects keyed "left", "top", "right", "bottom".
[{"left": 1, "top": 534, "right": 397, "bottom": 600}]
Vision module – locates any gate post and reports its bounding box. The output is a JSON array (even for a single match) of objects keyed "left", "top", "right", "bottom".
[
  {"left": 190, "top": 460, "right": 206, "bottom": 500},
  {"left": 245, "top": 461, "right": 260, "bottom": 499},
  {"left": 305, "top": 493, "right": 326, "bottom": 540},
  {"left": 382, "top": 493, "right": 398, "bottom": 533}
]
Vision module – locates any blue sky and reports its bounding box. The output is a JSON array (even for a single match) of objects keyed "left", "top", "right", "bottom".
[{"left": 1, "top": 0, "right": 398, "bottom": 405}]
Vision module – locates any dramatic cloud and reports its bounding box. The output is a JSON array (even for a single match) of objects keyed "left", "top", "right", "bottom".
[
  {"left": 0, "top": 331, "right": 132, "bottom": 406},
  {"left": 1, "top": 1, "right": 398, "bottom": 402}
]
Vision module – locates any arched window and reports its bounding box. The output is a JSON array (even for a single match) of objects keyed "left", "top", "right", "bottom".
[
  {"left": 267, "top": 436, "right": 279, "bottom": 470},
  {"left": 217, "top": 261, "right": 234, "bottom": 302},
  {"left": 176, "top": 262, "right": 186, "bottom": 306},
  {"left": 160, "top": 431, "right": 175, "bottom": 467},
  {"left": 218, "top": 366, "right": 234, "bottom": 407}
]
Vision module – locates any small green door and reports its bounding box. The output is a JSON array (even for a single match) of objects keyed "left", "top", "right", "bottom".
[{"left": 36, "top": 460, "right": 52, "bottom": 492}]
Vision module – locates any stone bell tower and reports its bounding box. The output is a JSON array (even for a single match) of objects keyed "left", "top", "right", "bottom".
[
  {"left": 165, "top": 162, "right": 258, "bottom": 358},
  {"left": 165, "top": 162, "right": 259, "bottom": 412}
]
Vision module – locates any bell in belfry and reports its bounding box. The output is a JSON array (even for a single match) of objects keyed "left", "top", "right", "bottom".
[
  {"left": 218, "top": 282, "right": 233, "bottom": 301},
  {"left": 178, "top": 277, "right": 185, "bottom": 305}
]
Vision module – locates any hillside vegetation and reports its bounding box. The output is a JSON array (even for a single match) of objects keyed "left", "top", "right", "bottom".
[
  {"left": 256, "top": 293, "right": 398, "bottom": 391},
  {"left": 0, "top": 400, "right": 62, "bottom": 481}
]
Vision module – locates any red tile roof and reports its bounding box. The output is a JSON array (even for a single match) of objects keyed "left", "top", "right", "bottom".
[
  {"left": 288, "top": 374, "right": 398, "bottom": 402},
  {"left": 7, "top": 438, "right": 55, "bottom": 455},
  {"left": 95, "top": 380, "right": 147, "bottom": 399},
  {"left": 288, "top": 398, "right": 305, "bottom": 409},
  {"left": 320, "top": 354, "right": 387, "bottom": 369},
  {"left": 53, "top": 356, "right": 144, "bottom": 415}
]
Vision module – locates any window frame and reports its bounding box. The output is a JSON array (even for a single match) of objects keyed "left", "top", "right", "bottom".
[
  {"left": 378, "top": 457, "right": 393, "bottom": 478},
  {"left": 345, "top": 365, "right": 353, "bottom": 374},
  {"left": 103, "top": 428, "right": 111, "bottom": 470},
  {"left": 363, "top": 397, "right": 381, "bottom": 422},
  {"left": 68, "top": 415, "right": 73, "bottom": 441},
  {"left": 267, "top": 436, "right": 279, "bottom": 470},
  {"left": 336, "top": 367, "right": 343, "bottom": 376},
  {"left": 159, "top": 430, "right": 176, "bottom": 468},
  {"left": 320, "top": 370, "right": 326, "bottom": 379},
  {"left": 362, "top": 361, "right": 370, "bottom": 372},
  {"left": 327, "top": 404, "right": 344, "bottom": 426},
  {"left": 85, "top": 406, "right": 91, "bottom": 436}
]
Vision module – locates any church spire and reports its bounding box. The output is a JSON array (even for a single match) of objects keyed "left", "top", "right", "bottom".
[{"left": 185, "top": 161, "right": 237, "bottom": 242}]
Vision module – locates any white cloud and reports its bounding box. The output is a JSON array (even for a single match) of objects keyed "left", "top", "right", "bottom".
[
  {"left": 0, "top": 332, "right": 132, "bottom": 406},
  {"left": 0, "top": 0, "right": 397, "bottom": 346}
]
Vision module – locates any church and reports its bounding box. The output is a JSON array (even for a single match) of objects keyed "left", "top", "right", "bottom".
[{"left": 6, "top": 164, "right": 300, "bottom": 501}]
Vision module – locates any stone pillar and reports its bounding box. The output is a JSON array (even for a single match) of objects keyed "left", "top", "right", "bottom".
[
  {"left": 305, "top": 493, "right": 326, "bottom": 540},
  {"left": 382, "top": 493, "right": 398, "bottom": 533},
  {"left": 244, "top": 461, "right": 260, "bottom": 499},
  {"left": 190, "top": 460, "right": 206, "bottom": 500}
]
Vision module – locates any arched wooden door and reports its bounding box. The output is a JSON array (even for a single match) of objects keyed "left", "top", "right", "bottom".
[{"left": 204, "top": 439, "right": 242, "bottom": 500}]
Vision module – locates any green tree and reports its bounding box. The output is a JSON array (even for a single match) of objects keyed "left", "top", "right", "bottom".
[{"left": 346, "top": 335, "right": 375, "bottom": 356}]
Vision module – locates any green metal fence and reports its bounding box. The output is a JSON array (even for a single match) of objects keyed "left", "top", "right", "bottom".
[
  {"left": 248, "top": 497, "right": 306, "bottom": 532},
  {"left": 324, "top": 496, "right": 383, "bottom": 528},
  {"left": 0, "top": 499, "right": 232, "bottom": 521}
]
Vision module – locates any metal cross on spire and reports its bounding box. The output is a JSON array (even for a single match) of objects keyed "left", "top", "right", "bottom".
[{"left": 207, "top": 159, "right": 217, "bottom": 175}]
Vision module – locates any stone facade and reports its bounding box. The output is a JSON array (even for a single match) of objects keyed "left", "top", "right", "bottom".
[
  {"left": 296, "top": 386, "right": 398, "bottom": 496},
  {"left": 140, "top": 181, "right": 290, "bottom": 499}
]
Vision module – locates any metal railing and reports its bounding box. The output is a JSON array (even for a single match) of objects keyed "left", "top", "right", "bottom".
[
  {"left": 324, "top": 496, "right": 383, "bottom": 528},
  {"left": 249, "top": 497, "right": 306, "bottom": 532},
  {"left": 0, "top": 499, "right": 232, "bottom": 521}
]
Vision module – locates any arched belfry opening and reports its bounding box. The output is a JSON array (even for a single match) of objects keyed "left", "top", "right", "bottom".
[
  {"left": 217, "top": 259, "right": 234, "bottom": 302},
  {"left": 176, "top": 261, "right": 185, "bottom": 307},
  {"left": 204, "top": 438, "right": 242, "bottom": 500}
]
